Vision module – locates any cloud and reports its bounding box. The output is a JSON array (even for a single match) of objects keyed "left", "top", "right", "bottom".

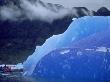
[
  {"left": 0, "top": 0, "right": 71, "bottom": 23},
  {"left": 44, "top": 0, "right": 110, "bottom": 10},
  {"left": 0, "top": 5, "right": 21, "bottom": 21}
]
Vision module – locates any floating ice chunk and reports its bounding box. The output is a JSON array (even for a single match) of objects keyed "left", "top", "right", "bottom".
[
  {"left": 24, "top": 16, "right": 110, "bottom": 76},
  {"left": 16, "top": 63, "right": 23, "bottom": 69}
]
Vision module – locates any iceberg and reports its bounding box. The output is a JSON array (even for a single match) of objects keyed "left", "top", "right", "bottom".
[{"left": 23, "top": 16, "right": 110, "bottom": 76}]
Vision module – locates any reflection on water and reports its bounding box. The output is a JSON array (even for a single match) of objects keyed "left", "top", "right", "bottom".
[
  {"left": 1, "top": 75, "right": 39, "bottom": 82},
  {"left": 0, "top": 75, "right": 109, "bottom": 82},
  {"left": 0, "top": 72, "right": 108, "bottom": 82}
]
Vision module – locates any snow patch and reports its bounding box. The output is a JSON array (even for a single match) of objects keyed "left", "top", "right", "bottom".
[
  {"left": 72, "top": 18, "right": 77, "bottom": 21},
  {"left": 96, "top": 47, "right": 108, "bottom": 52},
  {"left": 60, "top": 50, "right": 70, "bottom": 54}
]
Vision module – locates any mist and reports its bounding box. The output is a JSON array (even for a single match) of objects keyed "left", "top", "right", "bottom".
[
  {"left": 0, "top": 0, "right": 71, "bottom": 23},
  {"left": 44, "top": 0, "right": 110, "bottom": 11}
]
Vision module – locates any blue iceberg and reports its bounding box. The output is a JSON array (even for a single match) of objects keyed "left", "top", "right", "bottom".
[{"left": 24, "top": 16, "right": 110, "bottom": 80}]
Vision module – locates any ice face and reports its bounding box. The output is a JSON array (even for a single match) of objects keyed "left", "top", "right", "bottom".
[
  {"left": 33, "top": 48, "right": 110, "bottom": 80},
  {"left": 23, "top": 16, "right": 110, "bottom": 76}
]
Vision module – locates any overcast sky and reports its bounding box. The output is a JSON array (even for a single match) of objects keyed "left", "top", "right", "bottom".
[{"left": 44, "top": 0, "right": 110, "bottom": 10}]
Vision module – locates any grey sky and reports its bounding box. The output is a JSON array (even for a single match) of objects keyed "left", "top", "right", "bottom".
[{"left": 44, "top": 0, "right": 110, "bottom": 10}]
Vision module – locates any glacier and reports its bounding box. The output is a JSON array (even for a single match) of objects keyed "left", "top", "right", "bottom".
[{"left": 23, "top": 16, "right": 110, "bottom": 78}]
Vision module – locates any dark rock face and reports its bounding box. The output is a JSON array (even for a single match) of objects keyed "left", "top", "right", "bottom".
[
  {"left": 73, "top": 7, "right": 90, "bottom": 17},
  {"left": 96, "top": 7, "right": 110, "bottom": 16},
  {"left": 0, "top": 17, "right": 72, "bottom": 64},
  {"left": 0, "top": 0, "right": 110, "bottom": 64}
]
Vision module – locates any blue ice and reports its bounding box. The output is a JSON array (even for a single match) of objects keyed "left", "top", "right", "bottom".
[{"left": 23, "top": 16, "right": 110, "bottom": 76}]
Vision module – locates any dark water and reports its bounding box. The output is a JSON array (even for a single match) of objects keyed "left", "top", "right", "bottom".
[
  {"left": 0, "top": 73, "right": 109, "bottom": 82},
  {"left": 1, "top": 76, "right": 109, "bottom": 82}
]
